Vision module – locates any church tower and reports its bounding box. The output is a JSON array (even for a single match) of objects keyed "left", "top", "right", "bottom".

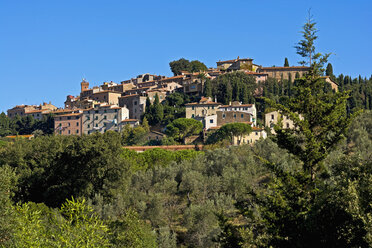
[{"left": 81, "top": 78, "right": 89, "bottom": 92}]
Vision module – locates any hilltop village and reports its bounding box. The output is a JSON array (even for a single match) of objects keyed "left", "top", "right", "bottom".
[{"left": 6, "top": 57, "right": 338, "bottom": 146}]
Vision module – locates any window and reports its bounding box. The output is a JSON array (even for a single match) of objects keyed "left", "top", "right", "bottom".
[
  {"left": 255, "top": 132, "right": 258, "bottom": 136},
  {"left": 210, "top": 119, "right": 214, "bottom": 123},
  {"left": 192, "top": 106, "right": 195, "bottom": 110},
  {"left": 96, "top": 124, "right": 98, "bottom": 127},
  {"left": 76, "top": 116, "right": 79, "bottom": 120},
  {"left": 192, "top": 114, "right": 195, "bottom": 118},
  {"left": 234, "top": 114, "right": 236, "bottom": 119},
  {"left": 134, "top": 101, "right": 137, "bottom": 106},
  {"left": 271, "top": 114, "right": 274, "bottom": 120},
  {"left": 68, "top": 130, "right": 70, "bottom": 134},
  {"left": 115, "top": 109, "right": 118, "bottom": 112},
  {"left": 68, "top": 123, "right": 70, "bottom": 127},
  {"left": 104, "top": 116, "right": 107, "bottom": 120},
  {"left": 286, "top": 123, "right": 290, "bottom": 128},
  {"left": 95, "top": 110, "right": 99, "bottom": 114},
  {"left": 76, "top": 122, "right": 79, "bottom": 126},
  {"left": 87, "top": 116, "right": 90, "bottom": 120},
  {"left": 104, "top": 110, "right": 107, "bottom": 113},
  {"left": 88, "top": 124, "right": 90, "bottom": 128},
  {"left": 212, "top": 106, "right": 215, "bottom": 109},
  {"left": 76, "top": 130, "right": 79, "bottom": 134},
  {"left": 241, "top": 114, "right": 244, "bottom": 118},
  {"left": 95, "top": 116, "right": 98, "bottom": 120},
  {"left": 67, "top": 116, "right": 71, "bottom": 120},
  {"left": 222, "top": 114, "right": 226, "bottom": 119}
]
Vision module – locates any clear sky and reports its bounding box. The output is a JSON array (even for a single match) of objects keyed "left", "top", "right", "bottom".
[{"left": 1, "top": 0, "right": 371, "bottom": 112}]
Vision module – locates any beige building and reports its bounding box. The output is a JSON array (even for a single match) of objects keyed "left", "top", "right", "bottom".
[
  {"left": 216, "top": 57, "right": 260, "bottom": 72},
  {"left": 54, "top": 112, "right": 83, "bottom": 136},
  {"left": 257, "top": 66, "right": 310, "bottom": 81},
  {"left": 218, "top": 102, "right": 257, "bottom": 125},
  {"left": 232, "top": 127, "right": 267, "bottom": 145},
  {"left": 265, "top": 110, "right": 303, "bottom": 133},
  {"left": 194, "top": 114, "right": 218, "bottom": 130},
  {"left": 119, "top": 94, "right": 147, "bottom": 120},
  {"left": 119, "top": 119, "right": 140, "bottom": 128},
  {"left": 7, "top": 103, "right": 57, "bottom": 119},
  {"left": 90, "top": 91, "right": 122, "bottom": 105},
  {"left": 217, "top": 110, "right": 253, "bottom": 127},
  {"left": 321, "top": 76, "right": 339, "bottom": 91},
  {"left": 185, "top": 97, "right": 221, "bottom": 119},
  {"left": 82, "top": 104, "right": 129, "bottom": 134}
]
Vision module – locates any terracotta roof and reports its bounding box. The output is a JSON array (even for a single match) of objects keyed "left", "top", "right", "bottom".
[
  {"left": 26, "top": 109, "right": 48, "bottom": 114},
  {"left": 244, "top": 71, "right": 268, "bottom": 75},
  {"left": 159, "top": 75, "right": 184, "bottom": 81},
  {"left": 185, "top": 102, "right": 221, "bottom": 106},
  {"left": 219, "top": 104, "right": 254, "bottom": 108},
  {"left": 262, "top": 66, "right": 310, "bottom": 70},
  {"left": 121, "top": 119, "right": 139, "bottom": 122},
  {"left": 55, "top": 113, "right": 82, "bottom": 117},
  {"left": 119, "top": 94, "right": 139, "bottom": 98},
  {"left": 93, "top": 90, "right": 121, "bottom": 94},
  {"left": 209, "top": 126, "right": 221, "bottom": 130},
  {"left": 6, "top": 134, "right": 34, "bottom": 139},
  {"left": 252, "top": 126, "right": 264, "bottom": 131}
]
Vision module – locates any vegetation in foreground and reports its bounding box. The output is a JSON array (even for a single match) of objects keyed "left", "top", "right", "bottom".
[{"left": 0, "top": 14, "right": 371, "bottom": 248}]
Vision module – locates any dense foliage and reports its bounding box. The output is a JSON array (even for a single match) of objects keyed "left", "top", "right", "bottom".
[
  {"left": 0, "top": 112, "right": 370, "bottom": 247},
  {"left": 0, "top": 113, "right": 54, "bottom": 137},
  {"left": 169, "top": 58, "right": 208, "bottom": 76}
]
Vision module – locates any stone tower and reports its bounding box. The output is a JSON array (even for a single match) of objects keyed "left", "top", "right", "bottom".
[{"left": 81, "top": 78, "right": 89, "bottom": 92}]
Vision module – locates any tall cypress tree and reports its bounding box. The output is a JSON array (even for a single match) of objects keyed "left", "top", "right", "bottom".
[
  {"left": 325, "top": 63, "right": 333, "bottom": 76},
  {"left": 284, "top": 57, "right": 289, "bottom": 67}
]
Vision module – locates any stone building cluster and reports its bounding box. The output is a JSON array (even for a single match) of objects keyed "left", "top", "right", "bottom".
[{"left": 6, "top": 56, "right": 337, "bottom": 144}]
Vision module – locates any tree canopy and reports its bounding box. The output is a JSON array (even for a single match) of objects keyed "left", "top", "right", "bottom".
[{"left": 169, "top": 58, "right": 207, "bottom": 75}]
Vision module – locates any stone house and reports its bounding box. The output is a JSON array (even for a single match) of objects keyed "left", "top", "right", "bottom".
[
  {"left": 119, "top": 94, "right": 147, "bottom": 120},
  {"left": 216, "top": 57, "right": 261, "bottom": 72},
  {"left": 54, "top": 112, "right": 83, "bottom": 136},
  {"left": 217, "top": 110, "right": 253, "bottom": 127},
  {"left": 185, "top": 97, "right": 221, "bottom": 119},
  {"left": 218, "top": 101, "right": 257, "bottom": 125},
  {"left": 90, "top": 91, "right": 122, "bottom": 105},
  {"left": 82, "top": 104, "right": 129, "bottom": 134},
  {"left": 119, "top": 119, "right": 140, "bottom": 128},
  {"left": 7, "top": 103, "right": 57, "bottom": 119},
  {"left": 257, "top": 66, "right": 310, "bottom": 81},
  {"left": 232, "top": 127, "right": 267, "bottom": 145}
]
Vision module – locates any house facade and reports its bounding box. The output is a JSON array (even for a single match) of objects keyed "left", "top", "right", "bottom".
[
  {"left": 54, "top": 113, "right": 83, "bottom": 136},
  {"left": 218, "top": 102, "right": 257, "bottom": 125},
  {"left": 82, "top": 104, "right": 129, "bottom": 134}
]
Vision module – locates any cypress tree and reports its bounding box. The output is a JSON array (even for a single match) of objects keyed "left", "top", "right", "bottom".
[
  {"left": 204, "top": 79, "right": 212, "bottom": 97},
  {"left": 284, "top": 57, "right": 289, "bottom": 67},
  {"left": 325, "top": 63, "right": 333, "bottom": 76}
]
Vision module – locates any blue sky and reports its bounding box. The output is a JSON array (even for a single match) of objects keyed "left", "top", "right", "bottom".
[{"left": 1, "top": 0, "right": 371, "bottom": 112}]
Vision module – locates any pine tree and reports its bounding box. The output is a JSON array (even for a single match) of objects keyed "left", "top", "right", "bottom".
[{"left": 294, "top": 10, "right": 330, "bottom": 76}]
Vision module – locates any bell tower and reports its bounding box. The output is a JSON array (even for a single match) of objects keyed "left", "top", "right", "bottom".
[{"left": 81, "top": 78, "right": 89, "bottom": 92}]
